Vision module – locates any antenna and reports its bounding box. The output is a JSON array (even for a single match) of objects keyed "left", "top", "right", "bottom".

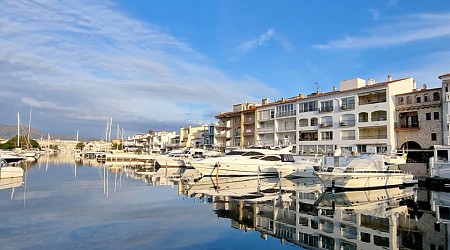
[{"left": 315, "top": 82, "right": 321, "bottom": 92}]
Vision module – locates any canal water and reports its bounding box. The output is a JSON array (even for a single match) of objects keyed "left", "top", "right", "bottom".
[{"left": 0, "top": 153, "right": 447, "bottom": 250}]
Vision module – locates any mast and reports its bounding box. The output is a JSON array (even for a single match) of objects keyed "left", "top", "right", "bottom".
[
  {"left": 116, "top": 123, "right": 119, "bottom": 150},
  {"left": 17, "top": 112, "right": 20, "bottom": 147},
  {"left": 28, "top": 108, "right": 32, "bottom": 148}
]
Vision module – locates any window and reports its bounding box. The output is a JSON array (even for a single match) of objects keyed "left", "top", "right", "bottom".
[
  {"left": 434, "top": 92, "right": 440, "bottom": 101},
  {"left": 416, "top": 96, "right": 421, "bottom": 103},
  {"left": 361, "top": 232, "right": 371, "bottom": 243},
  {"left": 299, "top": 118, "right": 308, "bottom": 127},
  {"left": 270, "top": 110, "right": 274, "bottom": 119},
  {"left": 300, "top": 101, "right": 318, "bottom": 113},
  {"left": 398, "top": 97, "right": 404, "bottom": 104},
  {"left": 311, "top": 117, "right": 318, "bottom": 126},
  {"left": 406, "top": 96, "right": 412, "bottom": 104},
  {"left": 424, "top": 95, "right": 429, "bottom": 102},
  {"left": 432, "top": 133, "right": 437, "bottom": 141},
  {"left": 321, "top": 131, "right": 333, "bottom": 140},
  {"left": 426, "top": 113, "right": 431, "bottom": 120},
  {"left": 434, "top": 112, "right": 440, "bottom": 120},
  {"left": 341, "top": 97, "right": 355, "bottom": 110}
]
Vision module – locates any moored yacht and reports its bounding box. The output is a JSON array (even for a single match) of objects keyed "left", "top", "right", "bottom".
[
  {"left": 189, "top": 146, "right": 320, "bottom": 177},
  {"left": 0, "top": 157, "right": 24, "bottom": 178},
  {"left": 315, "top": 153, "right": 416, "bottom": 190}
]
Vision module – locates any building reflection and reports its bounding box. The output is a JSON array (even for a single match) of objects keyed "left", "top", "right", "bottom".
[{"left": 180, "top": 175, "right": 449, "bottom": 250}]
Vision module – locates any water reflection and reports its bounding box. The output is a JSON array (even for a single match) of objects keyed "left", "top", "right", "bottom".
[{"left": 1, "top": 154, "right": 449, "bottom": 249}]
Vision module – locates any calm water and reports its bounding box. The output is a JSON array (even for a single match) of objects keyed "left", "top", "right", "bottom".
[{"left": 0, "top": 154, "right": 447, "bottom": 250}]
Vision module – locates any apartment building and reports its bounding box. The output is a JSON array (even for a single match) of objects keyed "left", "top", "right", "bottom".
[
  {"left": 179, "top": 125, "right": 209, "bottom": 148},
  {"left": 216, "top": 76, "right": 417, "bottom": 155},
  {"left": 395, "top": 86, "right": 442, "bottom": 151},
  {"left": 440, "top": 72, "right": 450, "bottom": 145},
  {"left": 215, "top": 102, "right": 259, "bottom": 151}
]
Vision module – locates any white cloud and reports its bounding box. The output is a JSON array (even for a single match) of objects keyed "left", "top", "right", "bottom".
[
  {"left": 0, "top": 0, "right": 276, "bottom": 135},
  {"left": 238, "top": 28, "right": 275, "bottom": 53},
  {"left": 315, "top": 12, "right": 450, "bottom": 49}
]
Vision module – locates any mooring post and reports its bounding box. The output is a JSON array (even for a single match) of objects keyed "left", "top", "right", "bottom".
[{"left": 216, "top": 161, "right": 220, "bottom": 192}]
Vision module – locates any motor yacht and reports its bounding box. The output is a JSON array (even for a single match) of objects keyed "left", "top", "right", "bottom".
[{"left": 315, "top": 153, "right": 417, "bottom": 190}]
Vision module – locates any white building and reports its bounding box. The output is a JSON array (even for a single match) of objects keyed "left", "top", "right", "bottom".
[{"left": 440, "top": 72, "right": 450, "bottom": 145}]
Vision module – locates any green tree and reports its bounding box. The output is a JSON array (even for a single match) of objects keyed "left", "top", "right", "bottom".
[{"left": 76, "top": 142, "right": 85, "bottom": 150}]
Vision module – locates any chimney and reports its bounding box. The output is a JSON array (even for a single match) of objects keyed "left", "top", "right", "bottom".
[
  {"left": 333, "top": 86, "right": 337, "bottom": 91},
  {"left": 423, "top": 84, "right": 428, "bottom": 90},
  {"left": 298, "top": 93, "right": 305, "bottom": 98},
  {"left": 262, "top": 98, "right": 269, "bottom": 105},
  {"left": 388, "top": 75, "right": 392, "bottom": 81},
  {"left": 367, "top": 79, "right": 375, "bottom": 85}
]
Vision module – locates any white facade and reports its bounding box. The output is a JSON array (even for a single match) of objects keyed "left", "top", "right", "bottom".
[
  {"left": 440, "top": 73, "right": 450, "bottom": 145},
  {"left": 295, "top": 77, "right": 415, "bottom": 155}
]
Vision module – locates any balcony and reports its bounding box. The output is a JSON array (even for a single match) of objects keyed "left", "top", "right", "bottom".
[
  {"left": 371, "top": 117, "right": 387, "bottom": 122},
  {"left": 277, "top": 125, "right": 296, "bottom": 132},
  {"left": 340, "top": 104, "right": 355, "bottom": 111},
  {"left": 243, "top": 118, "right": 255, "bottom": 125},
  {"left": 257, "top": 127, "right": 274, "bottom": 133},
  {"left": 359, "top": 134, "right": 387, "bottom": 139},
  {"left": 215, "top": 132, "right": 230, "bottom": 138},
  {"left": 299, "top": 108, "right": 318, "bottom": 113},
  {"left": 243, "top": 129, "right": 254, "bottom": 135},
  {"left": 299, "top": 137, "right": 318, "bottom": 141},
  {"left": 341, "top": 136, "right": 356, "bottom": 140},
  {"left": 319, "top": 106, "right": 333, "bottom": 113},
  {"left": 340, "top": 120, "right": 355, "bottom": 127},
  {"left": 394, "top": 122, "right": 419, "bottom": 131},
  {"left": 276, "top": 110, "right": 296, "bottom": 118},
  {"left": 319, "top": 122, "right": 333, "bottom": 128},
  {"left": 215, "top": 123, "right": 231, "bottom": 129}
]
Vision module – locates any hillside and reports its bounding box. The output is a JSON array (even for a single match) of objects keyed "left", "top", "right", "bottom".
[{"left": 0, "top": 124, "right": 43, "bottom": 140}]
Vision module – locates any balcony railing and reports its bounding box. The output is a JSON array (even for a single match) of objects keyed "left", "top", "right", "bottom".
[
  {"left": 371, "top": 117, "right": 387, "bottom": 122},
  {"left": 257, "top": 127, "right": 274, "bottom": 133},
  {"left": 358, "top": 98, "right": 386, "bottom": 105},
  {"left": 299, "top": 108, "right": 318, "bottom": 113},
  {"left": 340, "top": 104, "right": 355, "bottom": 111},
  {"left": 276, "top": 110, "right": 296, "bottom": 118},
  {"left": 299, "top": 137, "right": 318, "bottom": 141},
  {"left": 319, "top": 122, "right": 333, "bottom": 128},
  {"left": 319, "top": 106, "right": 333, "bottom": 113},
  {"left": 340, "top": 120, "right": 356, "bottom": 127},
  {"left": 277, "top": 125, "right": 296, "bottom": 131},
  {"left": 341, "top": 136, "right": 356, "bottom": 140},
  {"left": 395, "top": 122, "right": 419, "bottom": 129},
  {"left": 215, "top": 123, "right": 231, "bottom": 128},
  {"left": 359, "top": 135, "right": 387, "bottom": 139}
]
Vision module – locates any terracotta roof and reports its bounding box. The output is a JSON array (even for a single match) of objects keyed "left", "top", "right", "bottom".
[{"left": 439, "top": 73, "right": 450, "bottom": 79}]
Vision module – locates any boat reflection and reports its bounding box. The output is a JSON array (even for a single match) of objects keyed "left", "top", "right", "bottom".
[{"left": 179, "top": 173, "right": 432, "bottom": 249}]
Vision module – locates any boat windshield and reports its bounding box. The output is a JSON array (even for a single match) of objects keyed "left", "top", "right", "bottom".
[
  {"left": 342, "top": 157, "right": 385, "bottom": 172},
  {"left": 241, "top": 151, "right": 265, "bottom": 157}
]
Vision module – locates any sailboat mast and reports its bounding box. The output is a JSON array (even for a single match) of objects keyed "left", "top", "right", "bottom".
[
  {"left": 28, "top": 108, "right": 32, "bottom": 147},
  {"left": 17, "top": 112, "right": 20, "bottom": 147}
]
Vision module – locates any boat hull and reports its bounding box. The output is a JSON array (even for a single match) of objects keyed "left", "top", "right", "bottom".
[
  {"left": 316, "top": 171, "right": 417, "bottom": 190},
  {"left": 0, "top": 167, "right": 24, "bottom": 178}
]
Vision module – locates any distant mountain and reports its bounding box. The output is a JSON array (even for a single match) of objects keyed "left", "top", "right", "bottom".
[
  {"left": 0, "top": 124, "right": 100, "bottom": 141},
  {"left": 0, "top": 123, "right": 43, "bottom": 140}
]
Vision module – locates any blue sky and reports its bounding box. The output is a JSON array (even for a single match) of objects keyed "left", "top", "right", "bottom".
[{"left": 1, "top": 0, "right": 450, "bottom": 139}]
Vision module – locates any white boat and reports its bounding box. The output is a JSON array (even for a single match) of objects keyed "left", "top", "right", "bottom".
[
  {"left": 0, "top": 177, "right": 23, "bottom": 190},
  {"left": 315, "top": 154, "right": 416, "bottom": 190},
  {"left": 0, "top": 158, "right": 24, "bottom": 178},
  {"left": 154, "top": 148, "right": 221, "bottom": 168},
  {"left": 0, "top": 151, "right": 26, "bottom": 164},
  {"left": 183, "top": 176, "right": 281, "bottom": 198},
  {"left": 189, "top": 146, "right": 305, "bottom": 176}
]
